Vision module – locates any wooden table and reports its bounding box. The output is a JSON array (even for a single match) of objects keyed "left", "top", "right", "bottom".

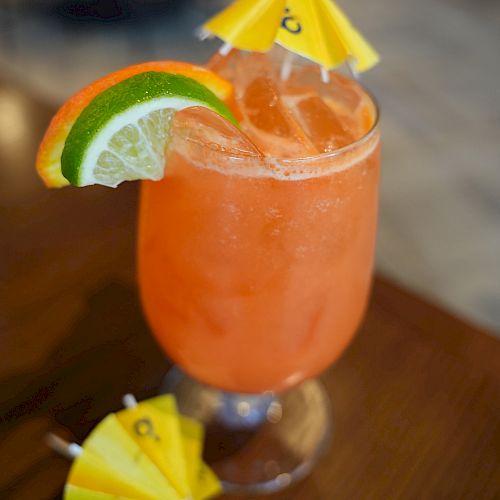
[{"left": 1, "top": 82, "right": 499, "bottom": 500}]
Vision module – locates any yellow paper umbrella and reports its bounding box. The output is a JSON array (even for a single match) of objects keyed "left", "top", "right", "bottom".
[
  {"left": 201, "top": 0, "right": 379, "bottom": 74},
  {"left": 47, "top": 394, "right": 222, "bottom": 500}
]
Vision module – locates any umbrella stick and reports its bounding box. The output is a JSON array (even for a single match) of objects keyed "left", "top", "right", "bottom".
[
  {"left": 46, "top": 433, "right": 82, "bottom": 460},
  {"left": 219, "top": 43, "right": 233, "bottom": 56},
  {"left": 280, "top": 51, "right": 295, "bottom": 81},
  {"left": 122, "top": 393, "right": 139, "bottom": 409},
  {"left": 346, "top": 58, "right": 359, "bottom": 81},
  {"left": 195, "top": 28, "right": 212, "bottom": 41},
  {"left": 321, "top": 66, "right": 330, "bottom": 84}
]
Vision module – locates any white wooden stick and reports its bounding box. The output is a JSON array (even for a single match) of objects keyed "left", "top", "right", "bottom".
[
  {"left": 122, "top": 393, "right": 138, "bottom": 409},
  {"left": 346, "top": 58, "right": 360, "bottom": 81},
  {"left": 219, "top": 43, "right": 233, "bottom": 56},
  {"left": 280, "top": 51, "right": 295, "bottom": 81},
  {"left": 321, "top": 66, "right": 330, "bottom": 83},
  {"left": 46, "top": 433, "right": 82, "bottom": 460},
  {"left": 195, "top": 28, "right": 211, "bottom": 41}
]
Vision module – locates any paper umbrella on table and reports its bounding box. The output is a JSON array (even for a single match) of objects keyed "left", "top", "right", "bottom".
[
  {"left": 47, "top": 394, "right": 221, "bottom": 500},
  {"left": 200, "top": 0, "right": 379, "bottom": 73}
]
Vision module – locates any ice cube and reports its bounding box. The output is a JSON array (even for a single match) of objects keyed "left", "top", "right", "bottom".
[
  {"left": 288, "top": 66, "right": 362, "bottom": 113},
  {"left": 282, "top": 88, "right": 356, "bottom": 151},
  {"left": 232, "top": 53, "right": 317, "bottom": 158},
  {"left": 172, "top": 106, "right": 263, "bottom": 157}
]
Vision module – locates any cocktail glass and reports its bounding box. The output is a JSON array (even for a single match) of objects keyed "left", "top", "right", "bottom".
[{"left": 138, "top": 52, "right": 380, "bottom": 494}]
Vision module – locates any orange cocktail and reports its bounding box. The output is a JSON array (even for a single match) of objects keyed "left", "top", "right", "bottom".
[{"left": 139, "top": 51, "right": 380, "bottom": 393}]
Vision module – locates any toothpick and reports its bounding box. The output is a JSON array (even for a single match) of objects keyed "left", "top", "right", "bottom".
[
  {"left": 346, "top": 58, "right": 359, "bottom": 81},
  {"left": 122, "top": 393, "right": 138, "bottom": 409},
  {"left": 195, "top": 28, "right": 211, "bottom": 41},
  {"left": 219, "top": 43, "right": 233, "bottom": 56},
  {"left": 321, "top": 66, "right": 330, "bottom": 83},
  {"left": 280, "top": 51, "right": 295, "bottom": 81},
  {"left": 46, "top": 433, "right": 82, "bottom": 460}
]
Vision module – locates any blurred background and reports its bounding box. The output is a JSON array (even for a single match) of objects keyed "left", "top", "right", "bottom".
[{"left": 1, "top": 0, "right": 499, "bottom": 333}]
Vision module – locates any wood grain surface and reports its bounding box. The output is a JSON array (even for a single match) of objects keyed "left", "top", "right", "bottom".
[{"left": 1, "top": 81, "right": 499, "bottom": 500}]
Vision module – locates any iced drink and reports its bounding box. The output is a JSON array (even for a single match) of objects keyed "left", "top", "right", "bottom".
[{"left": 139, "top": 50, "right": 380, "bottom": 393}]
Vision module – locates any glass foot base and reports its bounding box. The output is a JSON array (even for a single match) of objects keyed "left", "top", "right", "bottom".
[{"left": 162, "top": 368, "right": 332, "bottom": 495}]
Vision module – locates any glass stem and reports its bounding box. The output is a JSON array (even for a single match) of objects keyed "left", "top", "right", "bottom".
[{"left": 217, "top": 392, "right": 276, "bottom": 429}]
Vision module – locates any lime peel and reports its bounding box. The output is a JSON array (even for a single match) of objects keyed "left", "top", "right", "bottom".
[{"left": 61, "top": 71, "right": 237, "bottom": 187}]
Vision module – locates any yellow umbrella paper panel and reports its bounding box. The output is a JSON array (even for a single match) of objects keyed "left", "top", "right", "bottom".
[
  {"left": 116, "top": 398, "right": 191, "bottom": 499},
  {"left": 277, "top": 0, "right": 379, "bottom": 72},
  {"left": 202, "top": 0, "right": 286, "bottom": 52}
]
